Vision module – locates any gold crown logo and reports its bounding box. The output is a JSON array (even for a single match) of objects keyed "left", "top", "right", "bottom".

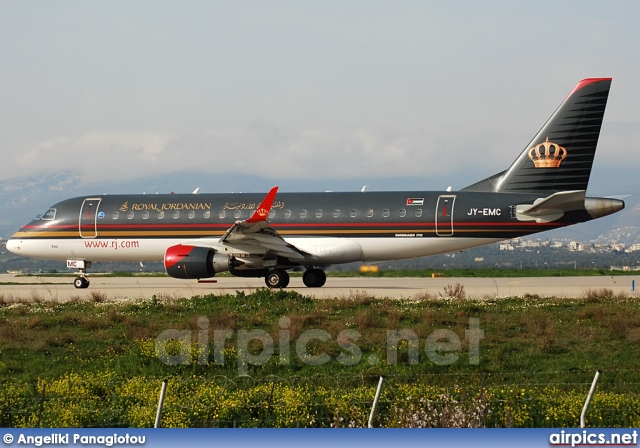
[{"left": 528, "top": 137, "right": 567, "bottom": 168}]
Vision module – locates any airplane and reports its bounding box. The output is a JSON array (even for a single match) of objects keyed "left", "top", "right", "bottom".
[{"left": 6, "top": 78, "right": 624, "bottom": 289}]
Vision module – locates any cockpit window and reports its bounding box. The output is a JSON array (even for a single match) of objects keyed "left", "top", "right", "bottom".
[{"left": 36, "top": 208, "right": 56, "bottom": 221}]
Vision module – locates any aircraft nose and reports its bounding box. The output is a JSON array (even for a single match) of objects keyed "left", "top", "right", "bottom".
[{"left": 5, "top": 237, "right": 21, "bottom": 255}]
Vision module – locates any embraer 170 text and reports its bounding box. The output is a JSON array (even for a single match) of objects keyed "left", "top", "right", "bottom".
[{"left": 7, "top": 78, "right": 624, "bottom": 289}]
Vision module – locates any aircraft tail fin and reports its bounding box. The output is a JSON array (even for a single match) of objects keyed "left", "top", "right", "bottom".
[{"left": 463, "top": 78, "right": 612, "bottom": 193}]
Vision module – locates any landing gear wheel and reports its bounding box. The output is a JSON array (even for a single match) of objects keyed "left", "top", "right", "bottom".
[
  {"left": 265, "top": 269, "right": 290, "bottom": 289},
  {"left": 74, "top": 277, "right": 90, "bottom": 289},
  {"left": 303, "top": 268, "right": 326, "bottom": 288}
]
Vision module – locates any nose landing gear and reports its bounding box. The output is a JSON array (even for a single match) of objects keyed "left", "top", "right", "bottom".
[
  {"left": 73, "top": 276, "right": 90, "bottom": 289},
  {"left": 68, "top": 260, "right": 91, "bottom": 289}
]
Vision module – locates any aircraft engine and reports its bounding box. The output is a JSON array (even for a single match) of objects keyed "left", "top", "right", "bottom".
[{"left": 164, "top": 244, "right": 232, "bottom": 279}]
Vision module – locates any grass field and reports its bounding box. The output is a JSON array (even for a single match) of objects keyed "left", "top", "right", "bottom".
[{"left": 1, "top": 285, "right": 640, "bottom": 427}]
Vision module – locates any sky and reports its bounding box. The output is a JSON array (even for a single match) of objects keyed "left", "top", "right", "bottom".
[{"left": 1, "top": 1, "right": 639, "bottom": 193}]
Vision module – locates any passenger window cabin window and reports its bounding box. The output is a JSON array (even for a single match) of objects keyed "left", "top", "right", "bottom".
[
  {"left": 188, "top": 211, "right": 195, "bottom": 219},
  {"left": 315, "top": 210, "right": 322, "bottom": 218},
  {"left": 219, "top": 210, "right": 225, "bottom": 219},
  {"left": 415, "top": 209, "right": 423, "bottom": 217},
  {"left": 203, "top": 211, "right": 211, "bottom": 219},
  {"left": 142, "top": 211, "right": 149, "bottom": 220},
  {"left": 269, "top": 210, "right": 275, "bottom": 219},
  {"left": 333, "top": 209, "right": 340, "bottom": 218},
  {"left": 234, "top": 210, "right": 241, "bottom": 219},
  {"left": 173, "top": 211, "right": 180, "bottom": 219},
  {"left": 284, "top": 210, "right": 292, "bottom": 218},
  {"left": 399, "top": 209, "right": 407, "bottom": 218},
  {"left": 350, "top": 209, "right": 357, "bottom": 218},
  {"left": 112, "top": 212, "right": 119, "bottom": 219},
  {"left": 366, "top": 209, "right": 374, "bottom": 218},
  {"left": 158, "top": 211, "right": 164, "bottom": 219},
  {"left": 300, "top": 210, "right": 307, "bottom": 218},
  {"left": 127, "top": 211, "right": 134, "bottom": 220},
  {"left": 382, "top": 209, "right": 390, "bottom": 218}
]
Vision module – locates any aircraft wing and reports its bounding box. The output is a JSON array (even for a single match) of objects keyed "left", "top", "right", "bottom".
[{"left": 218, "top": 186, "right": 314, "bottom": 261}]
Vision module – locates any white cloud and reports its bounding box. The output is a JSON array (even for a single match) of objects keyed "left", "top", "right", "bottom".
[
  {"left": 14, "top": 132, "right": 176, "bottom": 182},
  {"left": 9, "top": 115, "right": 635, "bottom": 191},
  {"left": 10, "top": 118, "right": 569, "bottom": 187},
  {"left": 75, "top": 132, "right": 172, "bottom": 162}
]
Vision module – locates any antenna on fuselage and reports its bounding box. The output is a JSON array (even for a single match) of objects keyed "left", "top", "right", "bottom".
[
  {"left": 361, "top": 185, "right": 368, "bottom": 192},
  {"left": 192, "top": 188, "right": 200, "bottom": 194}
]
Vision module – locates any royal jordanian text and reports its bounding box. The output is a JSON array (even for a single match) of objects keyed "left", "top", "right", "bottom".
[{"left": 129, "top": 202, "right": 211, "bottom": 211}]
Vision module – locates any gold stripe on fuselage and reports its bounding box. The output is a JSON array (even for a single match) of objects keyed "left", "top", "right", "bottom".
[{"left": 11, "top": 226, "right": 548, "bottom": 239}]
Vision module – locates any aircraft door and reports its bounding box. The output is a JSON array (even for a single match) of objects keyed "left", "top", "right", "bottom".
[
  {"left": 435, "top": 195, "right": 456, "bottom": 236},
  {"left": 79, "top": 198, "right": 102, "bottom": 238}
]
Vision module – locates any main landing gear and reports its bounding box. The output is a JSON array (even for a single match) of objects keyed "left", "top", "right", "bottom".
[
  {"left": 303, "top": 268, "right": 326, "bottom": 288},
  {"left": 265, "top": 269, "right": 290, "bottom": 288},
  {"left": 263, "top": 267, "right": 326, "bottom": 289}
]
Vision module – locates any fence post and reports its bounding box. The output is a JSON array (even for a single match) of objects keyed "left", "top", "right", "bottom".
[
  {"left": 264, "top": 379, "right": 276, "bottom": 428},
  {"left": 154, "top": 379, "right": 168, "bottom": 428},
  {"left": 37, "top": 383, "right": 46, "bottom": 428},
  {"left": 368, "top": 376, "right": 385, "bottom": 428},
  {"left": 580, "top": 370, "right": 601, "bottom": 428}
]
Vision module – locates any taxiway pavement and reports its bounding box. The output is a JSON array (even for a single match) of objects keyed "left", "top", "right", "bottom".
[{"left": 0, "top": 273, "right": 637, "bottom": 302}]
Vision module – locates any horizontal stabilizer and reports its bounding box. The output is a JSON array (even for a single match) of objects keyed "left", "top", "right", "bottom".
[{"left": 516, "top": 190, "right": 585, "bottom": 222}]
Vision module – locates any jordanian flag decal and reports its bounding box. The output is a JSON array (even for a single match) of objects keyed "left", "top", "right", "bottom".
[{"left": 406, "top": 198, "right": 424, "bottom": 206}]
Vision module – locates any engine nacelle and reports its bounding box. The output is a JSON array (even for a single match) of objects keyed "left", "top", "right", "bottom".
[{"left": 164, "top": 244, "right": 231, "bottom": 279}]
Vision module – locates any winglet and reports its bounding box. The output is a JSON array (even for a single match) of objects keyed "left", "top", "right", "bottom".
[{"left": 246, "top": 186, "right": 279, "bottom": 223}]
